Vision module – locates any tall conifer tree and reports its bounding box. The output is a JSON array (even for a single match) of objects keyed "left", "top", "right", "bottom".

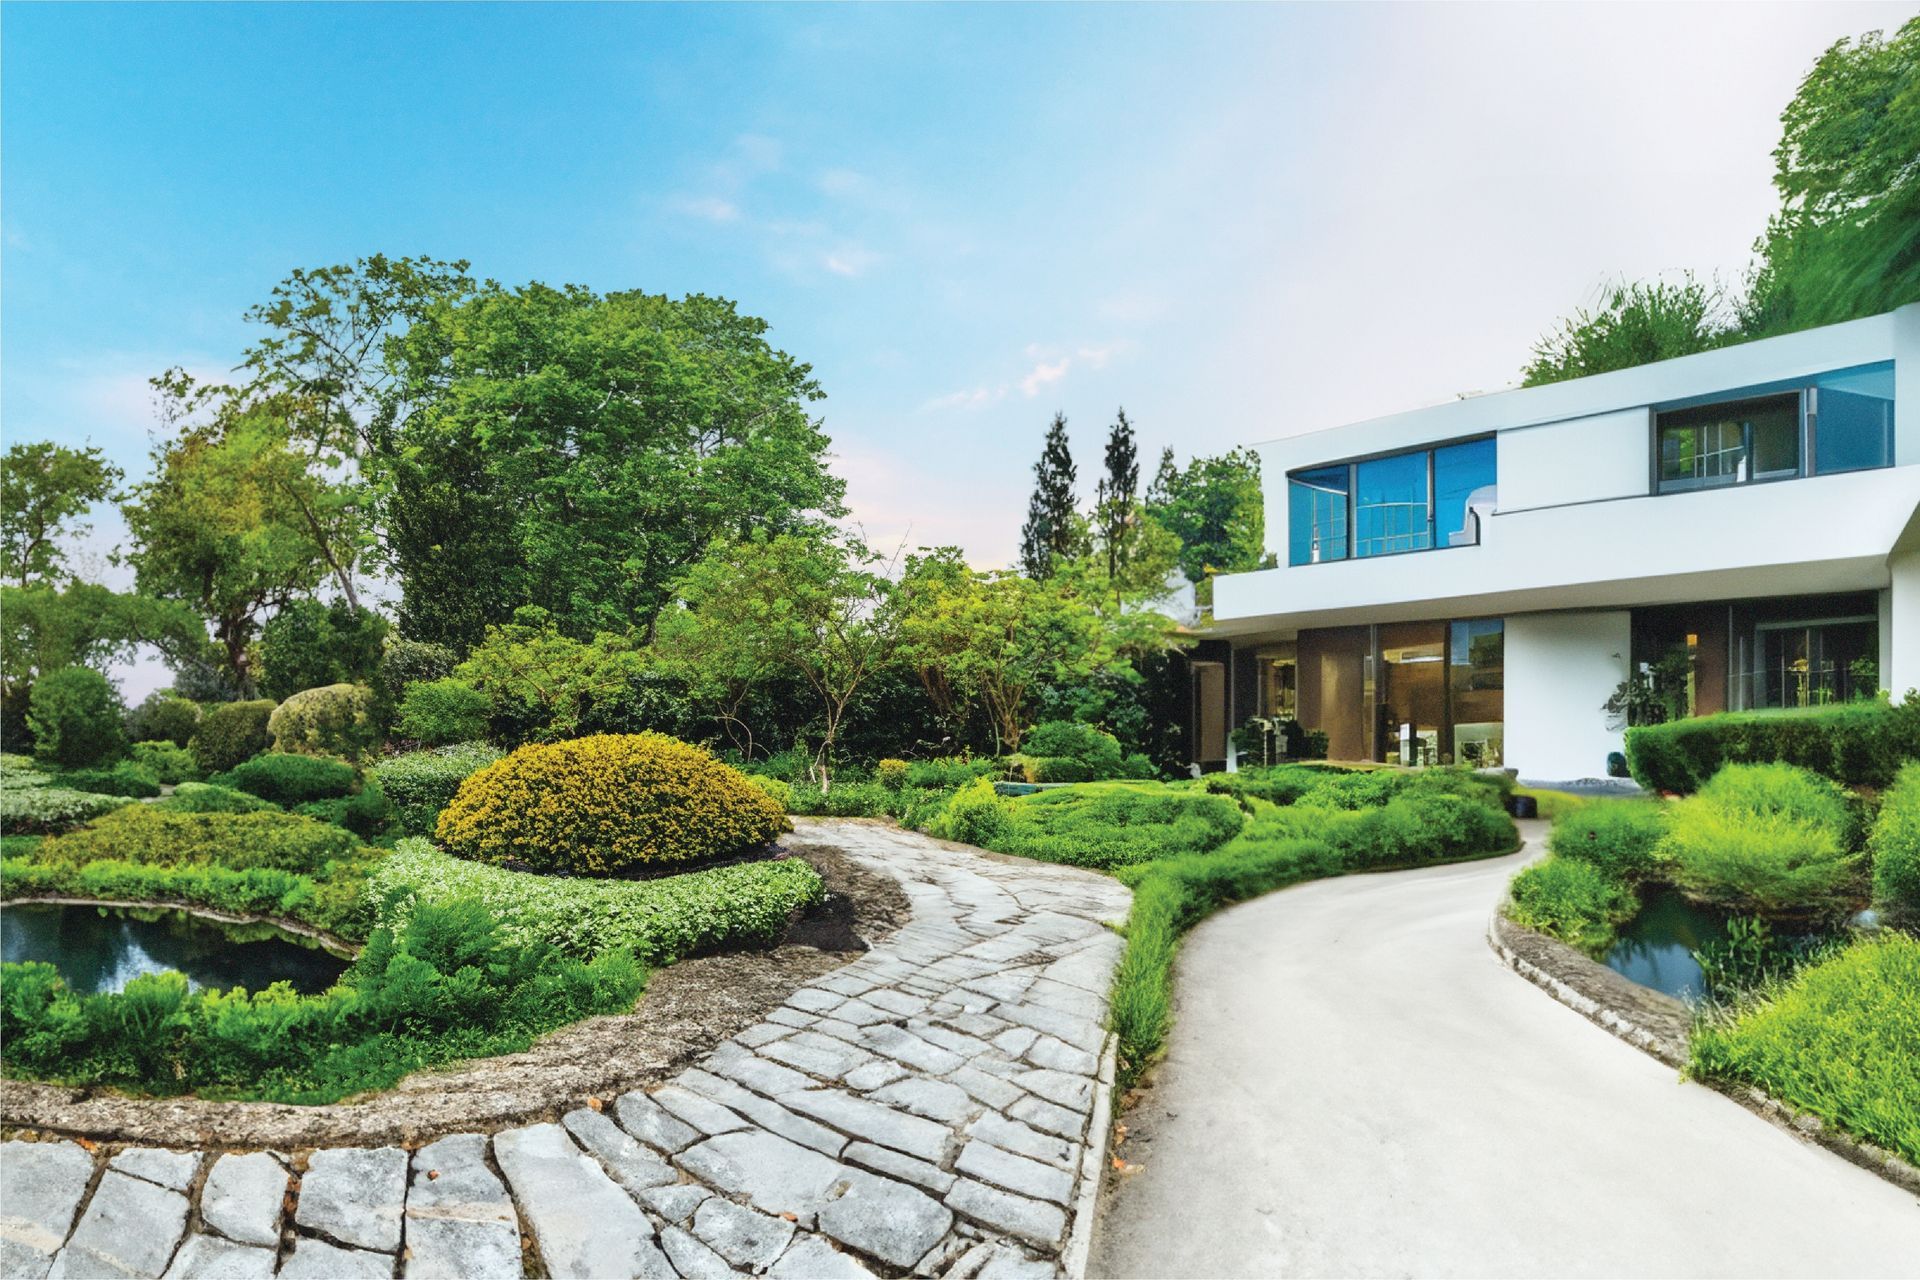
[
  {"left": 1094, "top": 408, "right": 1140, "bottom": 584},
  {"left": 1019, "top": 413, "right": 1078, "bottom": 579}
]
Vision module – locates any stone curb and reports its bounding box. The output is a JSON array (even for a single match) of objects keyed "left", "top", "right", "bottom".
[
  {"left": 1487, "top": 908, "right": 1920, "bottom": 1199},
  {"left": 1060, "top": 1032, "right": 1118, "bottom": 1280}
]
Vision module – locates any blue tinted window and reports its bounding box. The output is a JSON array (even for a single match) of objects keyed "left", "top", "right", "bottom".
[
  {"left": 1288, "top": 466, "right": 1348, "bottom": 565},
  {"left": 1814, "top": 363, "right": 1894, "bottom": 475},
  {"left": 1433, "top": 438, "right": 1496, "bottom": 548},
  {"left": 1355, "top": 451, "right": 1430, "bottom": 557}
]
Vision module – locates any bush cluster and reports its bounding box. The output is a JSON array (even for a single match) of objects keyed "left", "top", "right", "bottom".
[
  {"left": 124, "top": 692, "right": 201, "bottom": 749},
  {"left": 268, "top": 683, "right": 379, "bottom": 760},
  {"left": 436, "top": 732, "right": 789, "bottom": 875},
  {"left": 37, "top": 805, "right": 362, "bottom": 875},
  {"left": 370, "top": 840, "right": 825, "bottom": 963},
  {"left": 1238, "top": 791, "right": 1516, "bottom": 870},
  {"left": 786, "top": 780, "right": 896, "bottom": 818},
  {"left": 1661, "top": 763, "right": 1863, "bottom": 916},
  {"left": 931, "top": 781, "right": 1245, "bottom": 869},
  {"left": 1689, "top": 933, "right": 1920, "bottom": 1164},
  {"left": 26, "top": 666, "right": 125, "bottom": 768},
  {"left": 156, "top": 782, "right": 281, "bottom": 814},
  {"left": 1869, "top": 762, "right": 1920, "bottom": 921},
  {"left": 294, "top": 783, "right": 393, "bottom": 839},
  {"left": 396, "top": 678, "right": 491, "bottom": 746},
  {"left": 372, "top": 742, "right": 504, "bottom": 837},
  {"left": 1547, "top": 800, "right": 1669, "bottom": 882},
  {"left": 1505, "top": 857, "right": 1639, "bottom": 953},
  {"left": 1625, "top": 698, "right": 1920, "bottom": 793},
  {"left": 58, "top": 762, "right": 163, "bottom": 799},
  {"left": 212, "top": 753, "right": 358, "bottom": 805},
  {"left": 0, "top": 899, "right": 643, "bottom": 1104},
  {"left": 0, "top": 785, "right": 132, "bottom": 835},
  {"left": 189, "top": 700, "right": 275, "bottom": 774},
  {"left": 1014, "top": 720, "right": 1153, "bottom": 784},
  {"left": 130, "top": 740, "right": 201, "bottom": 785}
]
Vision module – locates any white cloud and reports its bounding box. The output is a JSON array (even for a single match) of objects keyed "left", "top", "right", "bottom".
[
  {"left": 1019, "top": 358, "right": 1070, "bottom": 397},
  {"left": 671, "top": 194, "right": 743, "bottom": 223},
  {"left": 920, "top": 385, "right": 1007, "bottom": 413}
]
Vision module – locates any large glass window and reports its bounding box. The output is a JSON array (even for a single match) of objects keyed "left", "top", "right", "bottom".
[
  {"left": 1434, "top": 438, "right": 1497, "bottom": 548},
  {"left": 1287, "top": 465, "right": 1349, "bottom": 565},
  {"left": 1813, "top": 363, "right": 1895, "bottom": 475},
  {"left": 1449, "top": 619, "right": 1504, "bottom": 767},
  {"left": 1656, "top": 393, "right": 1800, "bottom": 492},
  {"left": 1354, "top": 452, "right": 1431, "bottom": 557}
]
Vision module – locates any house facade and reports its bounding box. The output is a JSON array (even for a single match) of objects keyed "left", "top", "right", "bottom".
[{"left": 1196, "top": 302, "right": 1920, "bottom": 783}]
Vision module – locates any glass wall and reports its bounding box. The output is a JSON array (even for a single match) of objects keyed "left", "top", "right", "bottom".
[
  {"left": 1287, "top": 466, "right": 1349, "bottom": 565},
  {"left": 1448, "top": 619, "right": 1504, "bottom": 767},
  {"left": 1377, "top": 623, "right": 1445, "bottom": 766},
  {"left": 1287, "top": 436, "right": 1495, "bottom": 566},
  {"left": 1813, "top": 363, "right": 1895, "bottom": 475}
]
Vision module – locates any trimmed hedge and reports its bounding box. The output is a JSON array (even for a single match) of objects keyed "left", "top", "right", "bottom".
[
  {"left": 130, "top": 740, "right": 201, "bottom": 785},
  {"left": 372, "top": 742, "right": 504, "bottom": 837},
  {"left": 929, "top": 780, "right": 1246, "bottom": 869},
  {"left": 57, "top": 762, "right": 163, "bottom": 799},
  {"left": 1868, "top": 761, "right": 1920, "bottom": 921},
  {"left": 396, "top": 678, "right": 490, "bottom": 746},
  {"left": 1235, "top": 791, "right": 1517, "bottom": 870},
  {"left": 370, "top": 840, "right": 825, "bottom": 963},
  {"left": 156, "top": 781, "right": 281, "bottom": 814},
  {"left": 1626, "top": 698, "right": 1920, "bottom": 793},
  {"left": 37, "top": 805, "right": 362, "bottom": 875},
  {"left": 436, "top": 733, "right": 790, "bottom": 875},
  {"left": 213, "top": 753, "right": 359, "bottom": 805},
  {"left": 189, "top": 700, "right": 275, "bottom": 774}
]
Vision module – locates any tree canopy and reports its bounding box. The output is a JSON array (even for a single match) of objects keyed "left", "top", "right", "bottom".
[{"left": 1, "top": 441, "right": 121, "bottom": 588}]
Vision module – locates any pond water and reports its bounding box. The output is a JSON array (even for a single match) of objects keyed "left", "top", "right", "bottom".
[
  {"left": 0, "top": 904, "right": 348, "bottom": 996},
  {"left": 1602, "top": 888, "right": 1727, "bottom": 1002}
]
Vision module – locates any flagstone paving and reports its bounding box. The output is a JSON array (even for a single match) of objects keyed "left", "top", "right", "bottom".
[{"left": 1, "top": 819, "right": 1131, "bottom": 1280}]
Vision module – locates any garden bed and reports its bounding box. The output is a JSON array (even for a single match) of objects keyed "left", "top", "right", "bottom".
[{"left": 0, "top": 838, "right": 902, "bottom": 1147}]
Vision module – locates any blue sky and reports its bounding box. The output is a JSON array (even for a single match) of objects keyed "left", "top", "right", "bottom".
[{"left": 6, "top": 0, "right": 1916, "bottom": 618}]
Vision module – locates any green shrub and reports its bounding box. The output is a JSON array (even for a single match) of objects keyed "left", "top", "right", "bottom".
[
  {"left": 904, "top": 757, "right": 1000, "bottom": 789},
  {"left": 123, "top": 692, "right": 201, "bottom": 749},
  {"left": 1204, "top": 764, "right": 1345, "bottom": 809},
  {"left": 1506, "top": 856, "right": 1638, "bottom": 952},
  {"left": 58, "top": 762, "right": 162, "bottom": 799},
  {"left": 371, "top": 742, "right": 504, "bottom": 837},
  {"left": 1020, "top": 721, "right": 1154, "bottom": 782},
  {"left": 258, "top": 599, "right": 389, "bottom": 704},
  {"left": 27, "top": 666, "right": 125, "bottom": 768},
  {"left": 0, "top": 786, "right": 132, "bottom": 835},
  {"left": 876, "top": 759, "right": 910, "bottom": 791},
  {"left": 371, "top": 840, "right": 825, "bottom": 963},
  {"left": 1241, "top": 791, "right": 1515, "bottom": 870},
  {"left": 0, "top": 760, "right": 52, "bottom": 789},
  {"left": 436, "top": 733, "right": 790, "bottom": 876},
  {"left": 0, "top": 898, "right": 643, "bottom": 1104},
  {"left": 1294, "top": 769, "right": 1407, "bottom": 810},
  {"left": 1626, "top": 698, "right": 1920, "bottom": 793},
  {"left": 993, "top": 784, "right": 1245, "bottom": 869},
  {"left": 213, "top": 753, "right": 358, "bottom": 805},
  {"left": 3, "top": 850, "right": 368, "bottom": 938},
  {"left": 746, "top": 774, "right": 793, "bottom": 812},
  {"left": 1019, "top": 756, "right": 1094, "bottom": 784},
  {"left": 130, "top": 740, "right": 201, "bottom": 785},
  {"left": 927, "top": 776, "right": 1017, "bottom": 847},
  {"left": 1660, "top": 763, "right": 1864, "bottom": 916},
  {"left": 1870, "top": 762, "right": 1920, "bottom": 920},
  {"left": 396, "top": 678, "right": 491, "bottom": 746},
  {"left": 787, "top": 781, "right": 893, "bottom": 818},
  {"left": 38, "top": 805, "right": 362, "bottom": 874},
  {"left": 156, "top": 782, "right": 280, "bottom": 814},
  {"left": 268, "top": 683, "right": 378, "bottom": 760},
  {"left": 295, "top": 782, "right": 392, "bottom": 839},
  {"left": 1548, "top": 801, "right": 1669, "bottom": 882},
  {"left": 1690, "top": 933, "right": 1920, "bottom": 1164},
  {"left": 1662, "top": 805, "right": 1861, "bottom": 917},
  {"left": 189, "top": 700, "right": 275, "bottom": 774},
  {"left": 379, "top": 637, "right": 459, "bottom": 709}
]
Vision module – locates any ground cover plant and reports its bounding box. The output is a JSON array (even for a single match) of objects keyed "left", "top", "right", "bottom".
[
  {"left": 1689, "top": 931, "right": 1920, "bottom": 1164},
  {"left": 437, "top": 732, "right": 788, "bottom": 874},
  {"left": 0, "top": 898, "right": 644, "bottom": 1104},
  {"left": 0, "top": 784, "right": 132, "bottom": 835},
  {"left": 370, "top": 840, "right": 825, "bottom": 963},
  {"left": 929, "top": 778, "right": 1246, "bottom": 869}
]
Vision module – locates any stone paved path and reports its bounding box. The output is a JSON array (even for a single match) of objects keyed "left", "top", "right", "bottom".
[{"left": 2, "top": 820, "right": 1131, "bottom": 1280}]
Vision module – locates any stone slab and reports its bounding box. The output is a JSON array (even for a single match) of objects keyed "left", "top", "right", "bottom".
[
  {"left": 200, "top": 1152, "right": 286, "bottom": 1248},
  {"left": 493, "top": 1123, "right": 671, "bottom": 1280}
]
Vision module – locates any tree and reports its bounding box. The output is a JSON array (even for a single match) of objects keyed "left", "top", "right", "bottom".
[
  {"left": 452, "top": 606, "right": 643, "bottom": 744},
  {"left": 666, "top": 531, "right": 898, "bottom": 787},
  {"left": 378, "top": 284, "right": 845, "bottom": 645},
  {"left": 1092, "top": 409, "right": 1141, "bottom": 586},
  {"left": 1019, "top": 413, "right": 1079, "bottom": 579},
  {"left": 1, "top": 442, "right": 122, "bottom": 588},
  {"left": 1521, "top": 277, "right": 1729, "bottom": 386},
  {"left": 120, "top": 420, "right": 331, "bottom": 694},
  {"left": 0, "top": 584, "right": 205, "bottom": 748},
  {"left": 1743, "top": 18, "right": 1920, "bottom": 333},
  {"left": 1144, "top": 447, "right": 1271, "bottom": 596},
  {"left": 259, "top": 598, "right": 390, "bottom": 701}
]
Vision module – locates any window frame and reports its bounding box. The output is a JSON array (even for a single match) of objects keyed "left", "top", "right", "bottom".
[
  {"left": 1648, "top": 361, "right": 1895, "bottom": 496},
  {"left": 1285, "top": 433, "right": 1495, "bottom": 568}
]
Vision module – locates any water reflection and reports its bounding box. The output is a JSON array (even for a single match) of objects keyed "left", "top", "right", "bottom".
[
  {"left": 1602, "top": 889, "right": 1730, "bottom": 1002},
  {"left": 1, "top": 904, "right": 347, "bottom": 995}
]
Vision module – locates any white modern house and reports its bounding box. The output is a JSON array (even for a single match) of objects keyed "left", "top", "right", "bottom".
[{"left": 1193, "top": 301, "right": 1920, "bottom": 783}]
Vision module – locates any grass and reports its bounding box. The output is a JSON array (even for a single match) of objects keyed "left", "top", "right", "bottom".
[
  {"left": 1504, "top": 855, "right": 1639, "bottom": 953},
  {"left": 1689, "top": 932, "right": 1920, "bottom": 1164}
]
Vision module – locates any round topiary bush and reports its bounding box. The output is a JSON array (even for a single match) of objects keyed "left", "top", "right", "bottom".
[
  {"left": 269, "top": 683, "right": 379, "bottom": 760},
  {"left": 190, "top": 700, "right": 276, "bottom": 774},
  {"left": 436, "top": 732, "right": 790, "bottom": 875},
  {"left": 124, "top": 691, "right": 202, "bottom": 748}
]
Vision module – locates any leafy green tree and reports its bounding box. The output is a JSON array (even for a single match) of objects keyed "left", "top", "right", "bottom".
[
  {"left": 120, "top": 418, "right": 331, "bottom": 695},
  {"left": 379, "top": 285, "right": 845, "bottom": 645},
  {"left": 27, "top": 665, "right": 125, "bottom": 767},
  {"left": 1019, "top": 413, "right": 1080, "bottom": 580},
  {"left": 1, "top": 584, "right": 206, "bottom": 749},
  {"left": 1522, "top": 277, "right": 1729, "bottom": 386},
  {"left": 453, "top": 606, "right": 643, "bottom": 744},
  {"left": 1743, "top": 18, "right": 1920, "bottom": 333},
  {"left": 1143, "top": 447, "right": 1271, "bottom": 598},
  {"left": 664, "top": 531, "right": 898, "bottom": 787},
  {"left": 1, "top": 441, "right": 122, "bottom": 588},
  {"left": 259, "top": 598, "right": 390, "bottom": 702}
]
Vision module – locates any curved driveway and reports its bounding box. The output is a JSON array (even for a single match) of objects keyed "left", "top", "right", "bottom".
[{"left": 1092, "top": 831, "right": 1920, "bottom": 1278}]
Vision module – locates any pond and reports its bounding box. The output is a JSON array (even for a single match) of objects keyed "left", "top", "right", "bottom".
[
  {"left": 1602, "top": 888, "right": 1728, "bottom": 1002},
  {"left": 1, "top": 903, "right": 349, "bottom": 996}
]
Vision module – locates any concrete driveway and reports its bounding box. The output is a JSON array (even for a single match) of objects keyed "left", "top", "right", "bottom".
[{"left": 1091, "top": 832, "right": 1920, "bottom": 1278}]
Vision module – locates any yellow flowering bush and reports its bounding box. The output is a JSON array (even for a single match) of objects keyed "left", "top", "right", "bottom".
[{"left": 435, "top": 732, "right": 790, "bottom": 874}]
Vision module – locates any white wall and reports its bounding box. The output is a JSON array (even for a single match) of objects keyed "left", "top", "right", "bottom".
[
  {"left": 1504, "top": 610, "right": 1631, "bottom": 784},
  {"left": 1497, "top": 407, "right": 1649, "bottom": 512},
  {"left": 1890, "top": 545, "right": 1920, "bottom": 697}
]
